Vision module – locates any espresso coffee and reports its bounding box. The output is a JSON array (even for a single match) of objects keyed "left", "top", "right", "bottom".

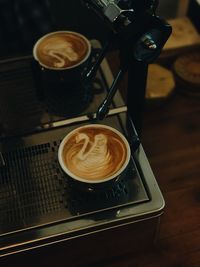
[
  {"left": 58, "top": 125, "right": 130, "bottom": 183},
  {"left": 33, "top": 31, "right": 90, "bottom": 69}
]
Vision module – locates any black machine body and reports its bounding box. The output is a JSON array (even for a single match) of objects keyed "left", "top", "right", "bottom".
[{"left": 81, "top": 0, "right": 172, "bottom": 123}]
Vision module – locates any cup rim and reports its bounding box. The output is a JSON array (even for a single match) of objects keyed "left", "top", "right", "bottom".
[
  {"left": 33, "top": 30, "right": 92, "bottom": 70},
  {"left": 58, "top": 124, "right": 131, "bottom": 184}
]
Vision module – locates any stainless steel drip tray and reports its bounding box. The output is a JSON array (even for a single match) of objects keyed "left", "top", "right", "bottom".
[
  {"left": 0, "top": 42, "right": 165, "bottom": 256},
  {"left": 0, "top": 114, "right": 152, "bottom": 254}
]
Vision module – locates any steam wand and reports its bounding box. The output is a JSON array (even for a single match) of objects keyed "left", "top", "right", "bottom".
[
  {"left": 95, "top": 22, "right": 172, "bottom": 122},
  {"left": 96, "top": 69, "right": 125, "bottom": 120},
  {"left": 82, "top": 0, "right": 172, "bottom": 131},
  {"left": 84, "top": 33, "right": 115, "bottom": 83}
]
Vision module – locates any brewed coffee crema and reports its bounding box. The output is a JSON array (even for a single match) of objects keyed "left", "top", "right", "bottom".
[
  {"left": 61, "top": 126, "right": 129, "bottom": 181},
  {"left": 34, "top": 32, "right": 90, "bottom": 69}
]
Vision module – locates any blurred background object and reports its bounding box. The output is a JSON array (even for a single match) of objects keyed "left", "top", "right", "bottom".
[
  {"left": 161, "top": 17, "right": 200, "bottom": 57},
  {"left": 146, "top": 64, "right": 175, "bottom": 103},
  {"left": 173, "top": 50, "right": 200, "bottom": 96}
]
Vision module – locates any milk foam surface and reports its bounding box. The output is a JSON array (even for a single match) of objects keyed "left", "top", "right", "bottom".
[
  {"left": 36, "top": 32, "right": 89, "bottom": 69},
  {"left": 62, "top": 127, "right": 127, "bottom": 180}
]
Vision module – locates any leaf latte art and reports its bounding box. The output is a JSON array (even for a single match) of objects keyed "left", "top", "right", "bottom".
[{"left": 62, "top": 128, "right": 127, "bottom": 181}]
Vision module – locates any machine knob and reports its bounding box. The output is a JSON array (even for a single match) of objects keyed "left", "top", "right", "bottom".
[{"left": 141, "top": 34, "right": 157, "bottom": 50}]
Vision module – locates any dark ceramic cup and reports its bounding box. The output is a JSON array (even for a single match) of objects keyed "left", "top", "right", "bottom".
[
  {"left": 33, "top": 31, "right": 92, "bottom": 82},
  {"left": 33, "top": 31, "right": 99, "bottom": 109},
  {"left": 33, "top": 31, "right": 99, "bottom": 115},
  {"left": 58, "top": 124, "right": 131, "bottom": 191}
]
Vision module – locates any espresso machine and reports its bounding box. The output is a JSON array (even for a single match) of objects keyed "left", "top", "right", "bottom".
[
  {"left": 1, "top": 1, "right": 171, "bottom": 266},
  {"left": 83, "top": 0, "right": 172, "bottom": 134}
]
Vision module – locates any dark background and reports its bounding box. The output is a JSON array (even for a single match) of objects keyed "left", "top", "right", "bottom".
[{"left": 0, "top": 0, "right": 199, "bottom": 58}]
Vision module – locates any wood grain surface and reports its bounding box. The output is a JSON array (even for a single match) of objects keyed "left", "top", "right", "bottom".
[{"left": 103, "top": 51, "right": 200, "bottom": 267}]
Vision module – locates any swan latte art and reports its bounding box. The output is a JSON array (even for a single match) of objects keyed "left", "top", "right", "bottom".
[
  {"left": 58, "top": 125, "right": 131, "bottom": 183},
  {"left": 33, "top": 31, "right": 90, "bottom": 69}
]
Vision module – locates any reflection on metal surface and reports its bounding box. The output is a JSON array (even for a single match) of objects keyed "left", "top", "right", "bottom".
[{"left": 37, "top": 106, "right": 127, "bottom": 130}]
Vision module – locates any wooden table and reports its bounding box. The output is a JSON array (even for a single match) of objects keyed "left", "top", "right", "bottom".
[{"left": 100, "top": 52, "right": 200, "bottom": 267}]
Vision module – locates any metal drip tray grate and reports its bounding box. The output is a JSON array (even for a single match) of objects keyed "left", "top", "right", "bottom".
[
  {"left": 0, "top": 141, "right": 63, "bottom": 231},
  {"left": 0, "top": 120, "right": 149, "bottom": 235},
  {"left": 0, "top": 58, "right": 45, "bottom": 135},
  {"left": 0, "top": 45, "right": 152, "bottom": 253},
  {"left": 0, "top": 50, "right": 111, "bottom": 137}
]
